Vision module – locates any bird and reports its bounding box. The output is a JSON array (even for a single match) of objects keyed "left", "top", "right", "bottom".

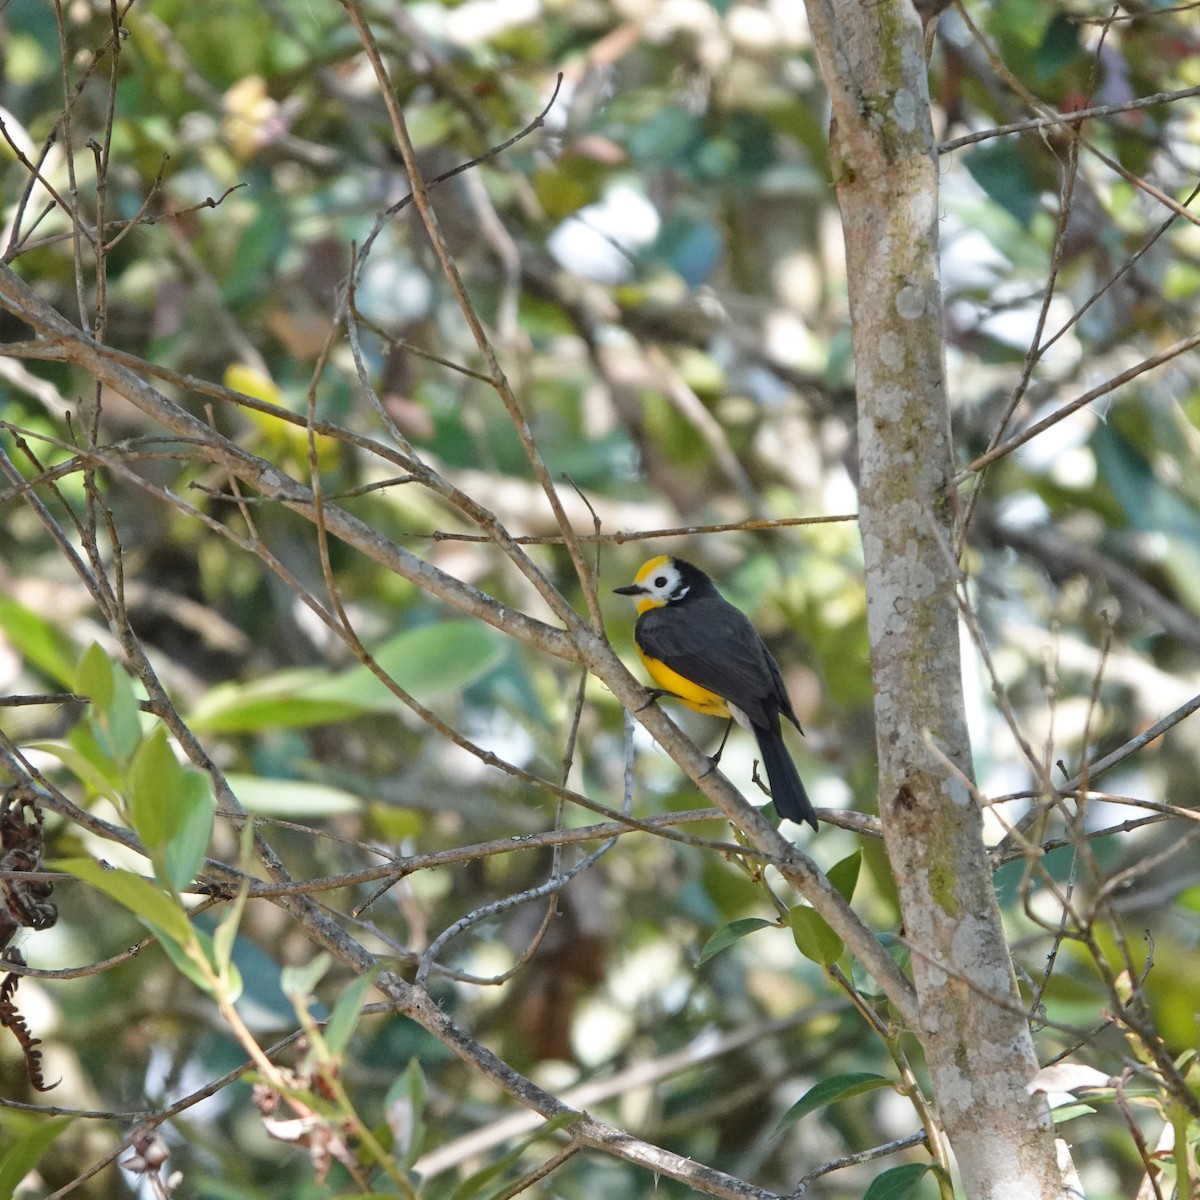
[{"left": 614, "top": 555, "right": 818, "bottom": 830}]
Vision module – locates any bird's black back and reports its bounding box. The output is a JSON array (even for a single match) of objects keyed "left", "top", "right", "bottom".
[{"left": 635, "top": 569, "right": 801, "bottom": 734}]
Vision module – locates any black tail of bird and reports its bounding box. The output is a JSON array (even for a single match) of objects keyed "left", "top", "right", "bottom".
[{"left": 754, "top": 723, "right": 817, "bottom": 830}]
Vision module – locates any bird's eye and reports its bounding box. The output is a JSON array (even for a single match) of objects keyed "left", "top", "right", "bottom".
[{"left": 654, "top": 576, "right": 667, "bottom": 587}]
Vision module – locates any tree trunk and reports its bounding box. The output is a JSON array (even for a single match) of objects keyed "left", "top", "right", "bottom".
[{"left": 802, "top": 3, "right": 1075, "bottom": 1196}]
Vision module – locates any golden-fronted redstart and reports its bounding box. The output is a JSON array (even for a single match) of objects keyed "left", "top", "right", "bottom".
[{"left": 614, "top": 555, "right": 817, "bottom": 830}]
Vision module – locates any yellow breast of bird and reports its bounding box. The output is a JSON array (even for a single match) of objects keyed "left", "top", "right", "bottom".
[{"left": 636, "top": 648, "right": 732, "bottom": 717}]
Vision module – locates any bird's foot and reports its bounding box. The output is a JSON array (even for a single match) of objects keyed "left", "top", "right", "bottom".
[
  {"left": 636, "top": 688, "right": 674, "bottom": 712},
  {"left": 707, "top": 717, "right": 734, "bottom": 768}
]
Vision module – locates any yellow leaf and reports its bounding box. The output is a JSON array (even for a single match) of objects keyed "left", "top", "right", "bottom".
[
  {"left": 223, "top": 363, "right": 342, "bottom": 470},
  {"left": 224, "top": 362, "right": 285, "bottom": 408}
]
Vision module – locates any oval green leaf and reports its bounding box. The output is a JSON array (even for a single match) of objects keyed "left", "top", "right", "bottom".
[
  {"left": 777, "top": 1072, "right": 892, "bottom": 1130},
  {"left": 52, "top": 858, "right": 193, "bottom": 946},
  {"left": 324, "top": 965, "right": 381, "bottom": 1058},
  {"left": 826, "top": 849, "right": 861, "bottom": 903},
  {"left": 863, "top": 1162, "right": 934, "bottom": 1200},
  {"left": 24, "top": 738, "right": 121, "bottom": 801},
  {"left": 96, "top": 663, "right": 144, "bottom": 766},
  {"left": 790, "top": 904, "right": 843, "bottom": 966},
  {"left": 0, "top": 598, "right": 77, "bottom": 686},
  {"left": 162, "top": 770, "right": 216, "bottom": 892},
  {"left": 155, "top": 925, "right": 222, "bottom": 996},
  {"left": 212, "top": 879, "right": 249, "bottom": 976},
  {"left": 187, "top": 666, "right": 367, "bottom": 732},
  {"left": 75, "top": 642, "right": 114, "bottom": 711},
  {"left": 698, "top": 917, "right": 774, "bottom": 964},
  {"left": 128, "top": 726, "right": 183, "bottom": 853},
  {"left": 0, "top": 1114, "right": 77, "bottom": 1197},
  {"left": 224, "top": 774, "right": 362, "bottom": 817},
  {"left": 282, "top": 952, "right": 332, "bottom": 1002},
  {"left": 323, "top": 621, "right": 504, "bottom": 708},
  {"left": 386, "top": 1057, "right": 429, "bottom": 1168},
  {"left": 188, "top": 621, "right": 503, "bottom": 732}
]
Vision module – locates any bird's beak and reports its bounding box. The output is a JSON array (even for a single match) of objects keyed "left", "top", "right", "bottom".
[{"left": 613, "top": 583, "right": 644, "bottom": 596}]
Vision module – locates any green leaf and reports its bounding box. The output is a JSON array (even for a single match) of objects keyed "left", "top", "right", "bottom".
[
  {"left": 532, "top": 163, "right": 597, "bottom": 219},
  {"left": 90, "top": 661, "right": 144, "bottom": 767},
  {"left": 826, "top": 850, "right": 861, "bottom": 903},
  {"left": 385, "top": 1058, "right": 429, "bottom": 1169},
  {"left": 153, "top": 922, "right": 236, "bottom": 999},
  {"left": 162, "top": 770, "right": 216, "bottom": 892},
  {"left": 1047, "top": 1101, "right": 1098, "bottom": 1124},
  {"left": 186, "top": 666, "right": 361, "bottom": 732},
  {"left": 222, "top": 959, "right": 244, "bottom": 1003},
  {"left": 156, "top": 924, "right": 221, "bottom": 995},
  {"left": 188, "top": 621, "right": 503, "bottom": 733},
  {"left": 405, "top": 100, "right": 456, "bottom": 152},
  {"left": 68, "top": 643, "right": 144, "bottom": 763},
  {"left": 75, "top": 642, "right": 114, "bottom": 711},
  {"left": 331, "top": 621, "right": 506, "bottom": 707},
  {"left": 0, "top": 1114, "right": 76, "bottom": 1197},
  {"left": 698, "top": 917, "right": 774, "bottom": 964},
  {"left": 212, "top": 878, "right": 249, "bottom": 976},
  {"left": 777, "top": 1072, "right": 892, "bottom": 1130},
  {"left": 128, "top": 726, "right": 183, "bottom": 853},
  {"left": 53, "top": 859, "right": 226, "bottom": 998},
  {"left": 52, "top": 858, "right": 193, "bottom": 946},
  {"left": 0, "top": 597, "right": 77, "bottom": 686},
  {"left": 790, "top": 904, "right": 843, "bottom": 966},
  {"left": 1034, "top": 13, "right": 1081, "bottom": 82},
  {"left": 24, "top": 737, "right": 121, "bottom": 802},
  {"left": 223, "top": 774, "right": 362, "bottom": 817},
  {"left": 282, "top": 953, "right": 332, "bottom": 1002},
  {"left": 964, "top": 141, "right": 1041, "bottom": 227},
  {"left": 862, "top": 1162, "right": 934, "bottom": 1200},
  {"left": 108, "top": 668, "right": 144, "bottom": 762},
  {"left": 448, "top": 1141, "right": 535, "bottom": 1200},
  {"left": 324, "top": 966, "right": 381, "bottom": 1057}
]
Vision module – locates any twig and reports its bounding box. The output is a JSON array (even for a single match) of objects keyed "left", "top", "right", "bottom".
[
  {"left": 794, "top": 1132, "right": 929, "bottom": 1194},
  {"left": 939, "top": 84, "right": 1200, "bottom": 154},
  {"left": 413, "top": 1005, "right": 843, "bottom": 1179},
  {"left": 1116, "top": 1070, "right": 1167, "bottom": 1200},
  {"left": 957, "top": 111, "right": 1084, "bottom": 547},
  {"left": 492, "top": 1144, "right": 583, "bottom": 1200},
  {"left": 963, "top": 330, "right": 1200, "bottom": 476},
  {"left": 341, "top": 10, "right": 593, "bottom": 630},
  {"left": 414, "top": 841, "right": 615, "bottom": 989},
  {"left": 993, "top": 690, "right": 1200, "bottom": 857},
  {"left": 428, "top": 514, "right": 859, "bottom": 543}
]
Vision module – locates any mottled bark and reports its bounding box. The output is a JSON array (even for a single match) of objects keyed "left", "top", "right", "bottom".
[{"left": 802, "top": 2, "right": 1075, "bottom": 1195}]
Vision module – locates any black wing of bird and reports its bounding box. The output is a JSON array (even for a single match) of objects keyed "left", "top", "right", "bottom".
[{"left": 636, "top": 597, "right": 799, "bottom": 731}]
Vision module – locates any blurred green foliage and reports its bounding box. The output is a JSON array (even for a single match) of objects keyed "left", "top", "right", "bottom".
[{"left": 2, "top": 0, "right": 1200, "bottom": 1197}]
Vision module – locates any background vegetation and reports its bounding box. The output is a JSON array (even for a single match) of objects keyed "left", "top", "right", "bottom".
[{"left": 2, "top": 0, "right": 1200, "bottom": 1197}]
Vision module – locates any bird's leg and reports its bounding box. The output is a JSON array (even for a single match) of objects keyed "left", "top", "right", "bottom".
[
  {"left": 636, "top": 688, "right": 675, "bottom": 712},
  {"left": 702, "top": 717, "right": 735, "bottom": 775}
]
